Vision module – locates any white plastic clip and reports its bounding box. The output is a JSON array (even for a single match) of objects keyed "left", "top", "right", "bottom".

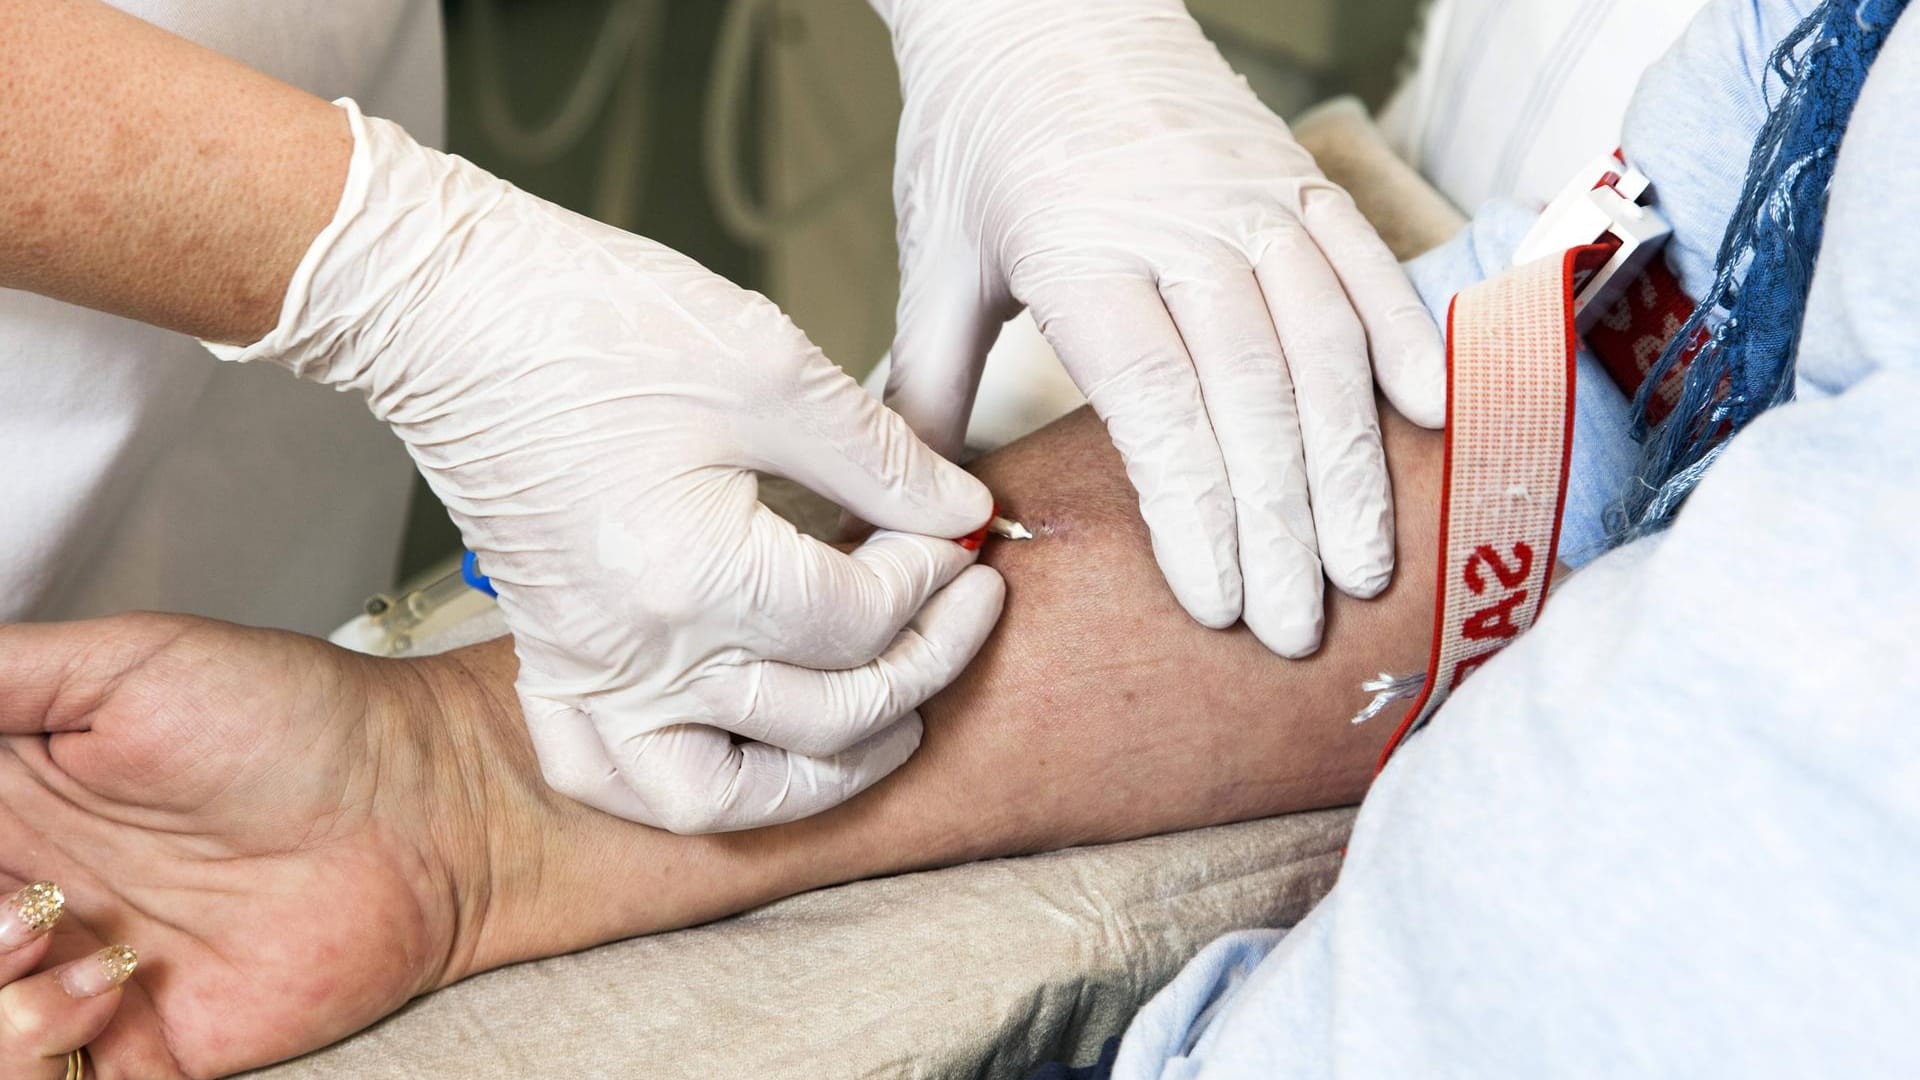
[{"left": 1512, "top": 151, "right": 1673, "bottom": 332}]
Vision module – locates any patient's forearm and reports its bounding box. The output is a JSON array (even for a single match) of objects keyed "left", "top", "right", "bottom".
[
  {"left": 436, "top": 401, "right": 1443, "bottom": 980},
  {"left": 778, "top": 402, "right": 1440, "bottom": 867}
]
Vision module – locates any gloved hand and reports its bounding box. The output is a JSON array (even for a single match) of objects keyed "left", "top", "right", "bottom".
[
  {"left": 870, "top": 0, "right": 1445, "bottom": 657},
  {"left": 210, "top": 101, "right": 1004, "bottom": 834}
]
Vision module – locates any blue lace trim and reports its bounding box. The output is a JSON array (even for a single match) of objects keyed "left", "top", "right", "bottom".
[{"left": 1611, "top": 0, "right": 1910, "bottom": 544}]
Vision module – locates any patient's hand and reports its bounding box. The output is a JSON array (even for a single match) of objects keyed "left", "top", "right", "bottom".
[
  {"left": 0, "top": 614, "right": 954, "bottom": 1078},
  {"left": 0, "top": 618, "right": 516, "bottom": 1078}
]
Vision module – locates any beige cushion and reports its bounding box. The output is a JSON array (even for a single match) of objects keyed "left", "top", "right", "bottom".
[{"left": 246, "top": 811, "right": 1355, "bottom": 1079}]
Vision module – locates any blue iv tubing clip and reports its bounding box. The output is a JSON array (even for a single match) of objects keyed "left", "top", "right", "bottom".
[{"left": 461, "top": 550, "right": 498, "bottom": 598}]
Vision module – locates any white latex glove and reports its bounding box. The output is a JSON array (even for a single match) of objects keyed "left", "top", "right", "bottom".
[
  {"left": 873, "top": 0, "right": 1446, "bottom": 657},
  {"left": 210, "top": 101, "right": 1004, "bottom": 834}
]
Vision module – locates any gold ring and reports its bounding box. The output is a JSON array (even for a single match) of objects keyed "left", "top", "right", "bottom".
[{"left": 66, "top": 1047, "right": 87, "bottom": 1080}]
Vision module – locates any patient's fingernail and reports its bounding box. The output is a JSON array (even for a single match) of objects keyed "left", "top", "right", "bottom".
[
  {"left": 0, "top": 882, "right": 64, "bottom": 948},
  {"left": 58, "top": 945, "right": 139, "bottom": 999}
]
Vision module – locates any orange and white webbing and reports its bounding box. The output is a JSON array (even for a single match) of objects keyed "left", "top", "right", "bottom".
[
  {"left": 1368, "top": 153, "right": 1700, "bottom": 770},
  {"left": 1372, "top": 246, "right": 1601, "bottom": 767}
]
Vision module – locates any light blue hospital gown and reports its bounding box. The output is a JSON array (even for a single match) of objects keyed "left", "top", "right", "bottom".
[{"left": 1109, "top": 1, "right": 1920, "bottom": 1076}]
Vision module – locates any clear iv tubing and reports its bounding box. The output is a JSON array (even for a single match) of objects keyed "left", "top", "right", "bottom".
[{"left": 360, "top": 559, "right": 488, "bottom": 654}]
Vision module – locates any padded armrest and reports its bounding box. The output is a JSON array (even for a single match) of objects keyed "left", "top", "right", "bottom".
[{"left": 245, "top": 811, "right": 1355, "bottom": 1079}]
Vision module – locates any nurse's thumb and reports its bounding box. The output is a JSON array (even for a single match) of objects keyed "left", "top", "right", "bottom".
[
  {"left": 778, "top": 346, "right": 992, "bottom": 542},
  {"left": 831, "top": 262, "right": 1006, "bottom": 540}
]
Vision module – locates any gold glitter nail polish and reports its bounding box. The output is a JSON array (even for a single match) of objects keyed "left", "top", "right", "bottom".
[
  {"left": 59, "top": 945, "right": 140, "bottom": 999},
  {"left": 97, "top": 944, "right": 139, "bottom": 986},
  {"left": 0, "top": 881, "right": 64, "bottom": 947},
  {"left": 14, "top": 882, "right": 64, "bottom": 933}
]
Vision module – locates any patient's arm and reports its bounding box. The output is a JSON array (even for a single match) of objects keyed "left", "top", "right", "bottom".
[
  {"left": 0, "top": 401, "right": 1439, "bottom": 1077},
  {"left": 780, "top": 400, "right": 1440, "bottom": 870}
]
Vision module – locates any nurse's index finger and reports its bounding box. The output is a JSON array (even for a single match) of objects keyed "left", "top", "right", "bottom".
[
  {"left": 1029, "top": 276, "right": 1244, "bottom": 630},
  {"left": 1162, "top": 264, "right": 1326, "bottom": 658},
  {"left": 701, "top": 563, "right": 1004, "bottom": 756},
  {"left": 763, "top": 348, "right": 992, "bottom": 540},
  {"left": 1303, "top": 184, "right": 1447, "bottom": 428},
  {"left": 742, "top": 510, "right": 988, "bottom": 671},
  {"left": 1256, "top": 232, "right": 1395, "bottom": 604}
]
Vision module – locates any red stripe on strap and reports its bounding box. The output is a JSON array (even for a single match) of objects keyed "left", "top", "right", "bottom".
[{"left": 1374, "top": 246, "right": 1598, "bottom": 771}]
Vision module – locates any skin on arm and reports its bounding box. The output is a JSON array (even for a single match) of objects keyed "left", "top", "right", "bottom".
[
  {"left": 0, "top": 400, "right": 1440, "bottom": 1077},
  {"left": 734, "top": 401, "right": 1442, "bottom": 874},
  {"left": 0, "top": 0, "right": 347, "bottom": 343},
  {"left": 436, "top": 399, "right": 1441, "bottom": 972}
]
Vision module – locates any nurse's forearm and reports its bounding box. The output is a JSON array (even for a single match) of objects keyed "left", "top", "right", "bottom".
[{"left": 0, "top": 0, "right": 348, "bottom": 344}]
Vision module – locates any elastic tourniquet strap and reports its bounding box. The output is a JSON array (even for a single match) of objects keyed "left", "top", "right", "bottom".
[
  {"left": 1372, "top": 246, "right": 1607, "bottom": 769},
  {"left": 1366, "top": 145, "right": 1716, "bottom": 772}
]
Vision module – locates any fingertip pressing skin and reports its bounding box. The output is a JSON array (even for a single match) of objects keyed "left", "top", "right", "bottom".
[
  {"left": 1301, "top": 184, "right": 1450, "bottom": 430},
  {"left": 1162, "top": 266, "right": 1335, "bottom": 643},
  {"left": 1324, "top": 458, "right": 1397, "bottom": 600},
  {"left": 1340, "top": 560, "right": 1395, "bottom": 601},
  {"left": 1230, "top": 482, "right": 1328, "bottom": 658},
  {"left": 1152, "top": 541, "right": 1244, "bottom": 631},
  {"left": 1240, "top": 561, "right": 1327, "bottom": 659},
  {"left": 1251, "top": 237, "right": 1392, "bottom": 628},
  {"left": 1382, "top": 332, "right": 1449, "bottom": 431},
  {"left": 1036, "top": 278, "right": 1246, "bottom": 631},
  {"left": 1306, "top": 424, "right": 1397, "bottom": 601}
]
